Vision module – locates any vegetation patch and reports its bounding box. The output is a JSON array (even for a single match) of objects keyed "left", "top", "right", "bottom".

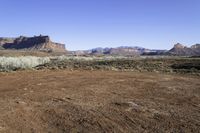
[{"left": 0, "top": 56, "right": 200, "bottom": 75}]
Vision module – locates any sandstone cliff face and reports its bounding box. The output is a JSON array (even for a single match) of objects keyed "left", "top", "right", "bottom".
[
  {"left": 0, "top": 35, "right": 66, "bottom": 52},
  {"left": 106, "top": 47, "right": 141, "bottom": 56},
  {"left": 169, "top": 43, "right": 200, "bottom": 56},
  {"left": 72, "top": 46, "right": 166, "bottom": 56}
]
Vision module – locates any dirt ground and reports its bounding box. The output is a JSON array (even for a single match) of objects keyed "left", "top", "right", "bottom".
[{"left": 0, "top": 70, "right": 199, "bottom": 133}]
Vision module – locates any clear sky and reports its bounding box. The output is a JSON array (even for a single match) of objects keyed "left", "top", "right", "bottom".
[{"left": 0, "top": 0, "right": 199, "bottom": 50}]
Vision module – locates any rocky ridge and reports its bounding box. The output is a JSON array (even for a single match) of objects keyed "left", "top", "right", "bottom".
[
  {"left": 169, "top": 43, "right": 200, "bottom": 56},
  {"left": 0, "top": 35, "right": 66, "bottom": 52},
  {"left": 72, "top": 46, "right": 167, "bottom": 56}
]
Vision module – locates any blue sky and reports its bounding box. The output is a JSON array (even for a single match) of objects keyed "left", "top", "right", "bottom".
[{"left": 0, "top": 0, "right": 199, "bottom": 50}]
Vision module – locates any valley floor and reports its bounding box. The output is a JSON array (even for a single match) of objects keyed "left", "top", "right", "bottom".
[{"left": 0, "top": 70, "right": 199, "bottom": 132}]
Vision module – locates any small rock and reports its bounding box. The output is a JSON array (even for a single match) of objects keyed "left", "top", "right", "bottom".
[{"left": 37, "top": 83, "right": 42, "bottom": 86}]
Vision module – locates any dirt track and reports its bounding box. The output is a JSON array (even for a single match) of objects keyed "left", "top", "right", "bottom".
[{"left": 0, "top": 70, "right": 199, "bottom": 133}]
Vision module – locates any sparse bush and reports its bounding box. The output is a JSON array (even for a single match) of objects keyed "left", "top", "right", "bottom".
[
  {"left": 0, "top": 56, "right": 50, "bottom": 71},
  {"left": 54, "top": 55, "right": 131, "bottom": 62},
  {"left": 56, "top": 55, "right": 95, "bottom": 61},
  {"left": 0, "top": 46, "right": 4, "bottom": 50},
  {"left": 1, "top": 55, "right": 199, "bottom": 75}
]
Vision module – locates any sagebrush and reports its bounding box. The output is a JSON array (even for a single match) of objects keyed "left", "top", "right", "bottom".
[{"left": 0, "top": 56, "right": 50, "bottom": 71}]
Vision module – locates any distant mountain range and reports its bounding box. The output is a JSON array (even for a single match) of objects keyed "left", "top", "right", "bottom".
[
  {"left": 0, "top": 35, "right": 200, "bottom": 56},
  {"left": 71, "top": 44, "right": 200, "bottom": 56},
  {"left": 71, "top": 46, "right": 167, "bottom": 56}
]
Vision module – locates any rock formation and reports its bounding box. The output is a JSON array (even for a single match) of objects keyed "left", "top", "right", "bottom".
[
  {"left": 72, "top": 46, "right": 166, "bottom": 56},
  {"left": 0, "top": 35, "right": 66, "bottom": 52},
  {"left": 169, "top": 43, "right": 200, "bottom": 56}
]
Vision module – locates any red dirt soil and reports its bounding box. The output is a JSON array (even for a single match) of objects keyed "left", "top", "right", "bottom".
[{"left": 0, "top": 70, "right": 199, "bottom": 133}]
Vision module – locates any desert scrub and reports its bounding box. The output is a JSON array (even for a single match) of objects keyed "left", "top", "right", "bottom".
[
  {"left": 52, "top": 55, "right": 132, "bottom": 62},
  {"left": 0, "top": 56, "right": 50, "bottom": 71},
  {"left": 55, "top": 55, "right": 95, "bottom": 61}
]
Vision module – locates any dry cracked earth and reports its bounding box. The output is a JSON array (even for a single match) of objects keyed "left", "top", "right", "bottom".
[{"left": 0, "top": 70, "right": 199, "bottom": 133}]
